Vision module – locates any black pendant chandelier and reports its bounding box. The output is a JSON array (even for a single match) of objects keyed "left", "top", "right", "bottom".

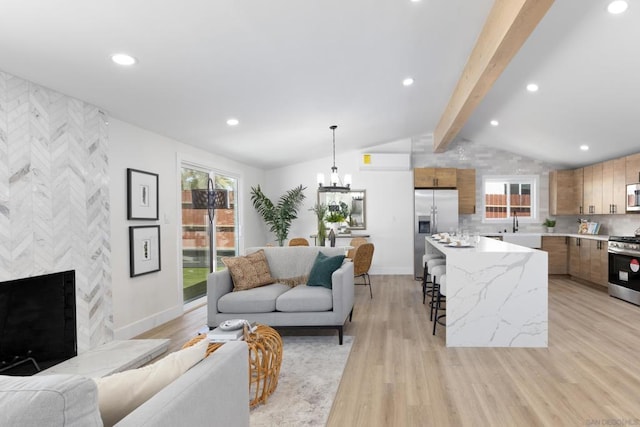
[{"left": 317, "top": 125, "right": 352, "bottom": 193}]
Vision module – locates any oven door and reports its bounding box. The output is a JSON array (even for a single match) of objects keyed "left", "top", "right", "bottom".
[{"left": 609, "top": 251, "right": 640, "bottom": 292}]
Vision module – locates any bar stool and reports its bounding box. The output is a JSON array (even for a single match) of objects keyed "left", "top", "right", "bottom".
[
  {"left": 424, "top": 258, "right": 446, "bottom": 304},
  {"left": 433, "top": 274, "right": 446, "bottom": 335},
  {"left": 422, "top": 254, "right": 444, "bottom": 303},
  {"left": 429, "top": 264, "right": 446, "bottom": 321}
]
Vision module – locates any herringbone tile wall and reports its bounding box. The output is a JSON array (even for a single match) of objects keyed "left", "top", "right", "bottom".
[{"left": 0, "top": 71, "right": 113, "bottom": 353}]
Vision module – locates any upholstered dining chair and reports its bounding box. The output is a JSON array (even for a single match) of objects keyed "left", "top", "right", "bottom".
[
  {"left": 352, "top": 243, "right": 374, "bottom": 298},
  {"left": 346, "top": 237, "right": 368, "bottom": 260},
  {"left": 288, "top": 237, "right": 309, "bottom": 246}
]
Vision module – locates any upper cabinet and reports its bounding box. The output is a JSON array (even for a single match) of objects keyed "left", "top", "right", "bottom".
[
  {"left": 602, "top": 157, "right": 626, "bottom": 214},
  {"left": 413, "top": 167, "right": 475, "bottom": 214},
  {"left": 550, "top": 169, "right": 579, "bottom": 215},
  {"left": 574, "top": 168, "right": 584, "bottom": 215},
  {"left": 583, "top": 163, "right": 603, "bottom": 215},
  {"left": 551, "top": 153, "right": 631, "bottom": 216},
  {"left": 626, "top": 153, "right": 640, "bottom": 184},
  {"left": 414, "top": 168, "right": 457, "bottom": 188},
  {"left": 456, "top": 168, "right": 476, "bottom": 214}
]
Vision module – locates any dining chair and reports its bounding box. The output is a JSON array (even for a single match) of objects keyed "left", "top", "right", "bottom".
[
  {"left": 352, "top": 243, "right": 374, "bottom": 298},
  {"left": 288, "top": 237, "right": 309, "bottom": 246},
  {"left": 346, "top": 237, "right": 367, "bottom": 260}
]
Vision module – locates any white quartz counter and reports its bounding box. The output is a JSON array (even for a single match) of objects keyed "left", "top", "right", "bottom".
[
  {"left": 433, "top": 236, "right": 540, "bottom": 254},
  {"left": 482, "top": 232, "right": 609, "bottom": 241},
  {"left": 426, "top": 236, "right": 548, "bottom": 348}
]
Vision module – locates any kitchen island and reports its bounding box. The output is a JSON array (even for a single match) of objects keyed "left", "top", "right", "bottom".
[{"left": 426, "top": 236, "right": 548, "bottom": 348}]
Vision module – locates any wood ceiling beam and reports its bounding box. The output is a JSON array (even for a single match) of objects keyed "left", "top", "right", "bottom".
[{"left": 433, "top": 0, "right": 555, "bottom": 153}]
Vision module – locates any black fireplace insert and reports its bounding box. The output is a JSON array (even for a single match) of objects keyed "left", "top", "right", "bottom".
[{"left": 0, "top": 270, "right": 77, "bottom": 375}]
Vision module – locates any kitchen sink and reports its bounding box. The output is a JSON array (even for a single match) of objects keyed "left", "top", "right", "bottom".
[{"left": 500, "top": 233, "right": 542, "bottom": 248}]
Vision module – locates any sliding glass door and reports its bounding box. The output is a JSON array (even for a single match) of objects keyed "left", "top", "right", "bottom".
[{"left": 181, "top": 165, "right": 238, "bottom": 304}]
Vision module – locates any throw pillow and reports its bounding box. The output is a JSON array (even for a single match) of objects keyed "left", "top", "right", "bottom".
[
  {"left": 222, "top": 249, "right": 275, "bottom": 291},
  {"left": 94, "top": 337, "right": 208, "bottom": 427},
  {"left": 276, "top": 275, "right": 309, "bottom": 287},
  {"left": 307, "top": 252, "right": 345, "bottom": 289}
]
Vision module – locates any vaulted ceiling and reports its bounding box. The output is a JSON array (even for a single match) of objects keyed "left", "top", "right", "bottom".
[{"left": 0, "top": 1, "right": 636, "bottom": 169}]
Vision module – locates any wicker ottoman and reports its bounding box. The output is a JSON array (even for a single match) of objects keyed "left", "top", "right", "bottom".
[{"left": 183, "top": 324, "right": 283, "bottom": 408}]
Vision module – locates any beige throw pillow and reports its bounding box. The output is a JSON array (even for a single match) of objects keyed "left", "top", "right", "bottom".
[
  {"left": 222, "top": 249, "right": 275, "bottom": 291},
  {"left": 94, "top": 338, "right": 208, "bottom": 427}
]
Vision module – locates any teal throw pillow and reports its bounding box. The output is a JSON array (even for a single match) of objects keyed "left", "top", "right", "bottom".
[{"left": 307, "top": 252, "right": 345, "bottom": 289}]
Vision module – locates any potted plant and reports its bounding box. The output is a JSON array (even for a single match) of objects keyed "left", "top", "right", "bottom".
[
  {"left": 325, "top": 211, "right": 346, "bottom": 233},
  {"left": 543, "top": 218, "right": 556, "bottom": 233},
  {"left": 310, "top": 203, "right": 328, "bottom": 246},
  {"left": 250, "top": 185, "right": 306, "bottom": 246}
]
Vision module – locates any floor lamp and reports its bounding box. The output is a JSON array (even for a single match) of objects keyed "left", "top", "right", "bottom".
[{"left": 191, "top": 178, "right": 229, "bottom": 273}]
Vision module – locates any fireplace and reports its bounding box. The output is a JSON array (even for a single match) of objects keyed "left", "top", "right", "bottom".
[{"left": 0, "top": 270, "right": 77, "bottom": 375}]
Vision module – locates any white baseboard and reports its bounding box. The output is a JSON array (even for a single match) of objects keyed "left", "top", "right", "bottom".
[{"left": 114, "top": 304, "right": 184, "bottom": 340}]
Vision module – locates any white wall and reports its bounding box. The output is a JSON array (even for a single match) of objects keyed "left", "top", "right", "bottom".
[
  {"left": 264, "top": 140, "right": 414, "bottom": 275},
  {"left": 109, "top": 118, "right": 265, "bottom": 339}
]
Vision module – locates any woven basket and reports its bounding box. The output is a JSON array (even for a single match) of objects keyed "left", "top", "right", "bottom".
[{"left": 183, "top": 324, "right": 283, "bottom": 408}]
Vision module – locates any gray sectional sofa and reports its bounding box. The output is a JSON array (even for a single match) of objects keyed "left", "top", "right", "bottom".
[
  {"left": 0, "top": 341, "right": 249, "bottom": 427},
  {"left": 208, "top": 246, "right": 355, "bottom": 344}
]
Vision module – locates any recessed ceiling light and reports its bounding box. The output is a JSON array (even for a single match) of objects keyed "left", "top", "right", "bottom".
[
  {"left": 226, "top": 118, "right": 239, "bottom": 126},
  {"left": 410, "top": 0, "right": 421, "bottom": 3},
  {"left": 402, "top": 77, "right": 414, "bottom": 86},
  {"left": 580, "top": 145, "right": 589, "bottom": 151},
  {"left": 608, "top": 0, "right": 628, "bottom": 14},
  {"left": 111, "top": 53, "right": 137, "bottom": 66},
  {"left": 526, "top": 83, "right": 539, "bottom": 92},
  {"left": 490, "top": 120, "right": 499, "bottom": 126}
]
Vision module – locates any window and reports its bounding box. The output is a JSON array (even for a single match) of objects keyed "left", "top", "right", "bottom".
[{"left": 483, "top": 175, "right": 538, "bottom": 222}]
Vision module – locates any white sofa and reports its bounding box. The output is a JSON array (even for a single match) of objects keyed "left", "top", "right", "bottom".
[
  {"left": 0, "top": 341, "right": 249, "bottom": 427},
  {"left": 208, "top": 246, "right": 355, "bottom": 344}
]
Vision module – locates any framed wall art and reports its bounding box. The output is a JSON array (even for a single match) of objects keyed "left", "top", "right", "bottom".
[
  {"left": 127, "top": 168, "right": 159, "bottom": 220},
  {"left": 129, "top": 225, "right": 161, "bottom": 277}
]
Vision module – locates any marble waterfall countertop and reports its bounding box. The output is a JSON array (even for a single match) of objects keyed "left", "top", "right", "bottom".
[{"left": 426, "top": 236, "right": 548, "bottom": 348}]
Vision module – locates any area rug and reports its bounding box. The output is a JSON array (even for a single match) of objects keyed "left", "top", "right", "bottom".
[{"left": 250, "top": 335, "right": 354, "bottom": 427}]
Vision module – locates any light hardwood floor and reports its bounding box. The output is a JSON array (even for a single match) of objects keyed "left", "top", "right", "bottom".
[{"left": 137, "top": 276, "right": 640, "bottom": 426}]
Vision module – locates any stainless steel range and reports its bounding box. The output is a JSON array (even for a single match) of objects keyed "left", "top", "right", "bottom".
[{"left": 608, "top": 234, "right": 640, "bottom": 305}]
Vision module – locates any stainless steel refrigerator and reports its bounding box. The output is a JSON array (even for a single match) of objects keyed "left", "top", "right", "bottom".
[{"left": 414, "top": 189, "right": 459, "bottom": 279}]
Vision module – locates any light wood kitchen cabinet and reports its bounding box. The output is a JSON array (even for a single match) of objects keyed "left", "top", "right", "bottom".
[
  {"left": 602, "top": 157, "right": 626, "bottom": 214},
  {"left": 574, "top": 168, "right": 584, "bottom": 214},
  {"left": 582, "top": 165, "right": 596, "bottom": 214},
  {"left": 542, "top": 236, "right": 568, "bottom": 274},
  {"left": 591, "top": 163, "right": 604, "bottom": 214},
  {"left": 414, "top": 168, "right": 457, "bottom": 188},
  {"left": 568, "top": 237, "right": 608, "bottom": 287},
  {"left": 579, "top": 237, "right": 591, "bottom": 279},
  {"left": 589, "top": 239, "right": 609, "bottom": 288},
  {"left": 456, "top": 168, "right": 476, "bottom": 214},
  {"left": 569, "top": 237, "right": 591, "bottom": 281},
  {"left": 626, "top": 153, "right": 640, "bottom": 184},
  {"left": 549, "top": 170, "right": 579, "bottom": 215},
  {"left": 568, "top": 237, "right": 581, "bottom": 277}
]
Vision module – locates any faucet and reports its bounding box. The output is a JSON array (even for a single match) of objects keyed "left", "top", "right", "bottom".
[{"left": 512, "top": 211, "right": 518, "bottom": 233}]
